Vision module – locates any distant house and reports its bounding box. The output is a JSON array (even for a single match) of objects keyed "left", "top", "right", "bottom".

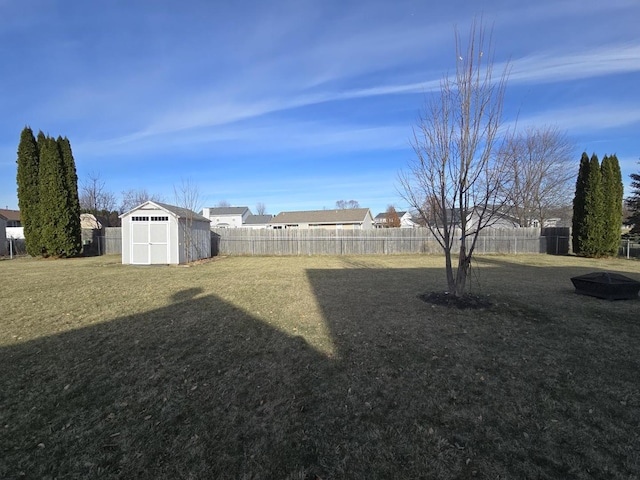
[
  {"left": 269, "top": 209, "right": 374, "bottom": 230},
  {"left": 121, "top": 201, "right": 211, "bottom": 265},
  {"left": 374, "top": 211, "right": 419, "bottom": 229},
  {"left": 426, "top": 206, "right": 520, "bottom": 230},
  {"left": 80, "top": 213, "right": 103, "bottom": 230},
  {"left": 202, "top": 207, "right": 252, "bottom": 228},
  {"left": 0, "top": 209, "right": 24, "bottom": 239},
  {"left": 243, "top": 214, "right": 273, "bottom": 229},
  {"left": 0, "top": 213, "right": 7, "bottom": 256}
]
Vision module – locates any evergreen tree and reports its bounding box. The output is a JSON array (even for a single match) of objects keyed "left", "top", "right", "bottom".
[
  {"left": 601, "top": 154, "right": 624, "bottom": 256},
  {"left": 16, "top": 127, "right": 42, "bottom": 256},
  {"left": 581, "top": 154, "right": 605, "bottom": 257},
  {"left": 57, "top": 136, "right": 82, "bottom": 256},
  {"left": 626, "top": 163, "right": 640, "bottom": 235},
  {"left": 572, "top": 152, "right": 590, "bottom": 254},
  {"left": 38, "top": 136, "right": 69, "bottom": 256}
]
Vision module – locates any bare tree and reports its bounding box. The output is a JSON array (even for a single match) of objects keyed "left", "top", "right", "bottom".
[
  {"left": 398, "top": 20, "right": 511, "bottom": 298},
  {"left": 255, "top": 202, "right": 267, "bottom": 215},
  {"left": 174, "top": 178, "right": 203, "bottom": 263},
  {"left": 385, "top": 205, "right": 401, "bottom": 228},
  {"left": 216, "top": 200, "right": 231, "bottom": 208},
  {"left": 120, "top": 189, "right": 164, "bottom": 212},
  {"left": 336, "top": 200, "right": 360, "bottom": 209},
  {"left": 80, "top": 171, "right": 117, "bottom": 213},
  {"left": 501, "top": 125, "right": 574, "bottom": 227}
]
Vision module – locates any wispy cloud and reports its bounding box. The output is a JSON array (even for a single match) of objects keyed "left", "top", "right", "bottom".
[
  {"left": 512, "top": 103, "right": 640, "bottom": 133},
  {"left": 507, "top": 43, "right": 640, "bottom": 85}
]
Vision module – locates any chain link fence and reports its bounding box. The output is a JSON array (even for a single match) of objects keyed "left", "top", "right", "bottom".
[{"left": 620, "top": 237, "right": 640, "bottom": 259}]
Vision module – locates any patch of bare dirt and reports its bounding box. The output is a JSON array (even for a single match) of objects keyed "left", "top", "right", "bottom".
[{"left": 418, "top": 291, "right": 492, "bottom": 310}]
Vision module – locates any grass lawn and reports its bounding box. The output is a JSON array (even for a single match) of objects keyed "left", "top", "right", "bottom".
[{"left": 1, "top": 254, "right": 639, "bottom": 479}]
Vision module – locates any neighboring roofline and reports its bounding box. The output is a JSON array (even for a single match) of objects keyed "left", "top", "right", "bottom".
[
  {"left": 204, "top": 206, "right": 251, "bottom": 215},
  {"left": 0, "top": 209, "right": 20, "bottom": 222},
  {"left": 269, "top": 208, "right": 373, "bottom": 225}
]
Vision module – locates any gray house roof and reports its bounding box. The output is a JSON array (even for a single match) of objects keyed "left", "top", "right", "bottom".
[
  {"left": 205, "top": 207, "right": 250, "bottom": 215},
  {"left": 244, "top": 214, "right": 273, "bottom": 225},
  {"left": 121, "top": 201, "right": 210, "bottom": 223},
  {"left": 270, "top": 208, "right": 372, "bottom": 225},
  {"left": 374, "top": 211, "right": 407, "bottom": 220},
  {"left": 0, "top": 209, "right": 20, "bottom": 223}
]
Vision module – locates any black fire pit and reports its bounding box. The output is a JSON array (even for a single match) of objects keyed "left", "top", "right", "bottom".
[{"left": 571, "top": 272, "right": 640, "bottom": 300}]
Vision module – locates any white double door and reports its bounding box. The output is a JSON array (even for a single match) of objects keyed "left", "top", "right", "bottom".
[{"left": 131, "top": 221, "right": 169, "bottom": 264}]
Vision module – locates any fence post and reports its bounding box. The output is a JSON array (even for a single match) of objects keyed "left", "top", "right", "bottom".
[{"left": 627, "top": 238, "right": 631, "bottom": 260}]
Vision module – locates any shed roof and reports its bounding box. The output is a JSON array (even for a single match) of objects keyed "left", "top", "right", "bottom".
[
  {"left": 121, "top": 201, "right": 210, "bottom": 223},
  {"left": 270, "top": 208, "right": 372, "bottom": 225}
]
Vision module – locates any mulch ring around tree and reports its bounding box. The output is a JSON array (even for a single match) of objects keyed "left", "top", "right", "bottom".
[{"left": 418, "top": 291, "right": 493, "bottom": 310}]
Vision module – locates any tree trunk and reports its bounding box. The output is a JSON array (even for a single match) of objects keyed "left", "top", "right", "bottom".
[{"left": 454, "top": 244, "right": 470, "bottom": 297}]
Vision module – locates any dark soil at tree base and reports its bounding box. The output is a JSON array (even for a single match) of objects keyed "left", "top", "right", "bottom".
[{"left": 418, "top": 291, "right": 493, "bottom": 309}]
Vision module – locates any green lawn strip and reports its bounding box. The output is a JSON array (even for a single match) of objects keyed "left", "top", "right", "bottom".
[{"left": 0, "top": 254, "right": 638, "bottom": 479}]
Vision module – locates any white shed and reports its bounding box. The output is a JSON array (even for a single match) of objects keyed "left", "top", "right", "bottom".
[
  {"left": 120, "top": 201, "right": 211, "bottom": 265},
  {"left": 0, "top": 213, "right": 7, "bottom": 256}
]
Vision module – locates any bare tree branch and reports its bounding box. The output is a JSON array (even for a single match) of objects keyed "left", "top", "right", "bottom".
[
  {"left": 174, "top": 178, "right": 203, "bottom": 263},
  {"left": 80, "top": 171, "right": 116, "bottom": 213},
  {"left": 336, "top": 200, "right": 360, "bottom": 209},
  {"left": 501, "top": 125, "right": 574, "bottom": 227},
  {"left": 120, "top": 189, "right": 164, "bottom": 213},
  {"left": 255, "top": 202, "right": 267, "bottom": 215}
]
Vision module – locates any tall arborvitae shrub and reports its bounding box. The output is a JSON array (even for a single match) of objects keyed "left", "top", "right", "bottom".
[
  {"left": 572, "top": 152, "right": 590, "bottom": 254},
  {"left": 38, "top": 136, "right": 69, "bottom": 256},
  {"left": 627, "top": 164, "right": 640, "bottom": 235},
  {"left": 581, "top": 154, "right": 605, "bottom": 257},
  {"left": 57, "top": 136, "right": 82, "bottom": 256},
  {"left": 17, "top": 128, "right": 83, "bottom": 257},
  {"left": 16, "top": 127, "right": 42, "bottom": 256},
  {"left": 601, "top": 154, "right": 624, "bottom": 256}
]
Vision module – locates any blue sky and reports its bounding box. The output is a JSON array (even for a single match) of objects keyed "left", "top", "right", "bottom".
[{"left": 1, "top": 0, "right": 639, "bottom": 216}]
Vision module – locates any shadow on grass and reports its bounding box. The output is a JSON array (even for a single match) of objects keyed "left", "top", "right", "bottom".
[{"left": 1, "top": 265, "right": 639, "bottom": 479}]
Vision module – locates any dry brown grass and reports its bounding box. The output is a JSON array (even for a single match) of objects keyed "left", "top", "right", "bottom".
[{"left": 1, "top": 254, "right": 639, "bottom": 479}]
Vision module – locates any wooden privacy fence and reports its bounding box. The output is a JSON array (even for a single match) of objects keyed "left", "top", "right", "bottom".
[
  {"left": 102, "top": 227, "right": 122, "bottom": 255},
  {"left": 211, "top": 227, "right": 545, "bottom": 256}
]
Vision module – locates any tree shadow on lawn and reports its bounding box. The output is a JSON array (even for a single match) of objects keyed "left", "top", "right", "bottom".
[{"left": 1, "top": 265, "right": 639, "bottom": 479}]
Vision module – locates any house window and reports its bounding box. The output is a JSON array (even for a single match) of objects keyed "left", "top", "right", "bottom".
[
  {"left": 150, "top": 216, "right": 169, "bottom": 221},
  {"left": 131, "top": 216, "right": 149, "bottom": 222}
]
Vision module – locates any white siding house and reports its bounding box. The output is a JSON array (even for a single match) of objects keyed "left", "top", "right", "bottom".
[
  {"left": 202, "top": 207, "right": 251, "bottom": 228},
  {"left": 120, "top": 201, "right": 211, "bottom": 265},
  {"left": 0, "top": 209, "right": 23, "bottom": 239}
]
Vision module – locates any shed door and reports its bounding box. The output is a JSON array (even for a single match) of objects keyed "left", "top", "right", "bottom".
[{"left": 130, "top": 216, "right": 169, "bottom": 264}]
